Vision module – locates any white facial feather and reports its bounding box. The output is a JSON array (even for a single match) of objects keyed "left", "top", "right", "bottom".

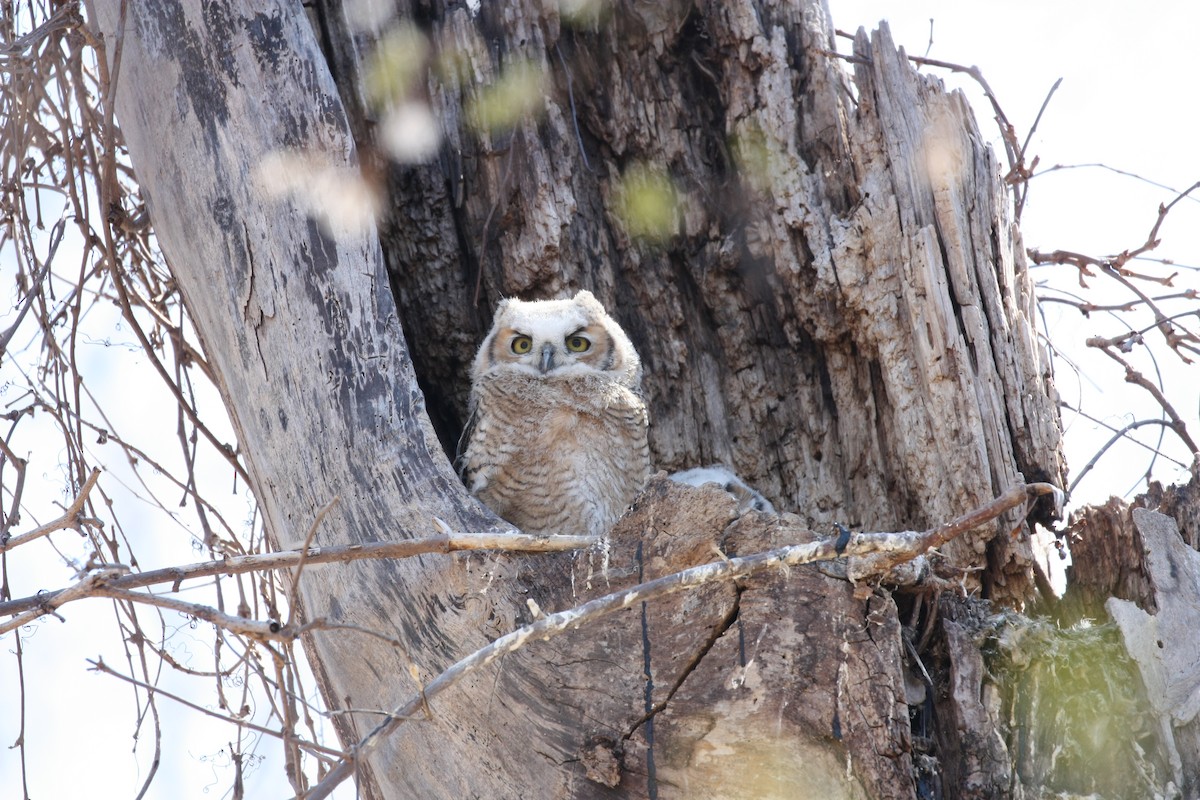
[{"left": 472, "top": 289, "right": 641, "bottom": 387}]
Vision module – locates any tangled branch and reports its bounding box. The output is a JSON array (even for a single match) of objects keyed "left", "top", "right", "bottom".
[{"left": 1030, "top": 180, "right": 1200, "bottom": 481}]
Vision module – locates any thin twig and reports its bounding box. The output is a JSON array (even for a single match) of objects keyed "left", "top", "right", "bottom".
[
  {"left": 1061, "top": 402, "right": 1191, "bottom": 471},
  {"left": 0, "top": 564, "right": 128, "bottom": 635},
  {"left": 1013, "top": 78, "right": 1061, "bottom": 219},
  {"left": 1031, "top": 162, "right": 1200, "bottom": 203},
  {"left": 0, "top": 218, "right": 64, "bottom": 358},
  {"left": 1068, "top": 418, "right": 1183, "bottom": 495},
  {"left": 0, "top": 466, "right": 101, "bottom": 551},
  {"left": 819, "top": 45, "right": 1034, "bottom": 219},
  {"left": 286, "top": 496, "right": 342, "bottom": 628},
  {"left": 94, "top": 585, "right": 293, "bottom": 642},
  {"left": 87, "top": 657, "right": 345, "bottom": 760},
  {"left": 1087, "top": 341, "right": 1199, "bottom": 458},
  {"left": 904, "top": 55, "right": 1019, "bottom": 174},
  {"left": 0, "top": 435, "right": 29, "bottom": 547},
  {"left": 0, "top": 3, "right": 80, "bottom": 59}
]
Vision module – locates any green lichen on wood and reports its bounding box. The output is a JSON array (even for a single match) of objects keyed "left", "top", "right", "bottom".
[{"left": 987, "top": 614, "right": 1176, "bottom": 799}]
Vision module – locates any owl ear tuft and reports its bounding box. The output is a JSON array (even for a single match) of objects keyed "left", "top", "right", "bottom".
[{"left": 573, "top": 290, "right": 602, "bottom": 313}]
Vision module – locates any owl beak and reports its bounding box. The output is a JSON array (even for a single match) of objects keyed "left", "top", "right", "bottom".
[{"left": 539, "top": 343, "right": 557, "bottom": 374}]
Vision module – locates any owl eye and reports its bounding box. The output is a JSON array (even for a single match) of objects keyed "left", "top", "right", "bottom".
[
  {"left": 566, "top": 335, "right": 591, "bottom": 353},
  {"left": 511, "top": 336, "right": 533, "bottom": 354}
]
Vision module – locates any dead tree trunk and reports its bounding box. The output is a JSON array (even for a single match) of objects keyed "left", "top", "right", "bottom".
[
  {"left": 324, "top": 9, "right": 1069, "bottom": 795},
  {"left": 320, "top": 0, "right": 1064, "bottom": 598},
  {"left": 92, "top": 0, "right": 1064, "bottom": 797}
]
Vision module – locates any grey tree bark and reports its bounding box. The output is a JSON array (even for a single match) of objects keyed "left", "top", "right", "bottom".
[
  {"left": 320, "top": 0, "right": 1064, "bottom": 599},
  {"left": 89, "top": 0, "right": 1071, "bottom": 798}
]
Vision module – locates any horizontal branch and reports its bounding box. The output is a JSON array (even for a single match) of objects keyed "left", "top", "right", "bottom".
[
  {"left": 95, "top": 585, "right": 295, "bottom": 642},
  {"left": 0, "top": 565, "right": 127, "bottom": 636},
  {"left": 305, "top": 481, "right": 1062, "bottom": 799},
  {"left": 0, "top": 532, "right": 592, "bottom": 622}
]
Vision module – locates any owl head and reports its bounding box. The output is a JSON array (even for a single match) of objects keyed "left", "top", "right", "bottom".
[{"left": 472, "top": 290, "right": 642, "bottom": 388}]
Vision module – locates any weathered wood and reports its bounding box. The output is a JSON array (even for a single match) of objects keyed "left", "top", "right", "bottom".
[
  {"left": 84, "top": 3, "right": 512, "bottom": 797},
  {"left": 1108, "top": 508, "right": 1200, "bottom": 796},
  {"left": 1060, "top": 477, "right": 1200, "bottom": 622},
  {"left": 384, "top": 477, "right": 917, "bottom": 799},
  {"left": 1060, "top": 498, "right": 1156, "bottom": 620},
  {"left": 318, "top": 5, "right": 1068, "bottom": 792},
  {"left": 90, "top": 0, "right": 1067, "bottom": 797},
  {"left": 937, "top": 611, "right": 1014, "bottom": 799},
  {"left": 321, "top": 0, "right": 1064, "bottom": 602},
  {"left": 931, "top": 486, "right": 1200, "bottom": 799},
  {"left": 1141, "top": 478, "right": 1200, "bottom": 548}
]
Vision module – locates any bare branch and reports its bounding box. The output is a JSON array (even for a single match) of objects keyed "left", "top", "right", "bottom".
[
  {"left": 1068, "top": 419, "right": 1184, "bottom": 496},
  {"left": 0, "top": 564, "right": 128, "bottom": 635},
  {"left": 1013, "top": 78, "right": 1061, "bottom": 219},
  {"left": 93, "top": 585, "right": 294, "bottom": 642},
  {"left": 0, "top": 4, "right": 81, "bottom": 58},
  {"left": 821, "top": 45, "right": 1057, "bottom": 222},
  {"left": 1030, "top": 181, "right": 1200, "bottom": 294},
  {"left": 1123, "top": 181, "right": 1200, "bottom": 266},
  {"left": 1087, "top": 340, "right": 1200, "bottom": 459},
  {"left": 286, "top": 496, "right": 341, "bottom": 628},
  {"left": 903, "top": 55, "right": 1020, "bottom": 175},
  {"left": 1061, "top": 402, "right": 1191, "bottom": 471},
  {"left": 0, "top": 531, "right": 593, "bottom": 619},
  {"left": 0, "top": 435, "right": 29, "bottom": 548},
  {"left": 87, "top": 657, "right": 345, "bottom": 760},
  {"left": 0, "top": 219, "right": 65, "bottom": 358}
]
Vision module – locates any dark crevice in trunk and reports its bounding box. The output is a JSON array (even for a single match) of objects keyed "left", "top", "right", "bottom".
[{"left": 624, "top": 586, "right": 742, "bottom": 741}]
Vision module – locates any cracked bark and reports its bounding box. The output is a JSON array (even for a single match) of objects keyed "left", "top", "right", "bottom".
[
  {"left": 316, "top": 4, "right": 1065, "bottom": 790},
  {"left": 319, "top": 0, "right": 1064, "bottom": 599},
  {"left": 509, "top": 477, "right": 913, "bottom": 800},
  {"left": 93, "top": 0, "right": 1067, "bottom": 797}
]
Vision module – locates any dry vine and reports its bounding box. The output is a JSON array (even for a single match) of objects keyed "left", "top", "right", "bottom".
[{"left": 1, "top": 2, "right": 311, "bottom": 793}]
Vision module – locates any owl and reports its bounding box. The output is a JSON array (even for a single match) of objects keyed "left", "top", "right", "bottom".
[{"left": 461, "top": 290, "right": 652, "bottom": 538}]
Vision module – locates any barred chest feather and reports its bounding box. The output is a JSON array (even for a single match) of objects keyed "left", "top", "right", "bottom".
[{"left": 464, "top": 372, "right": 651, "bottom": 538}]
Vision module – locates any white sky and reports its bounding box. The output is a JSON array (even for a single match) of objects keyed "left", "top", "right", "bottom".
[{"left": 3, "top": 3, "right": 1199, "bottom": 798}]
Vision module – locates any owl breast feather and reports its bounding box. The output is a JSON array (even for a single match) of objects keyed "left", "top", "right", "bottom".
[{"left": 464, "top": 371, "right": 650, "bottom": 538}]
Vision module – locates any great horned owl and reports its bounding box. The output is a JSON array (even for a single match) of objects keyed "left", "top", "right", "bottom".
[{"left": 461, "top": 290, "right": 651, "bottom": 538}]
